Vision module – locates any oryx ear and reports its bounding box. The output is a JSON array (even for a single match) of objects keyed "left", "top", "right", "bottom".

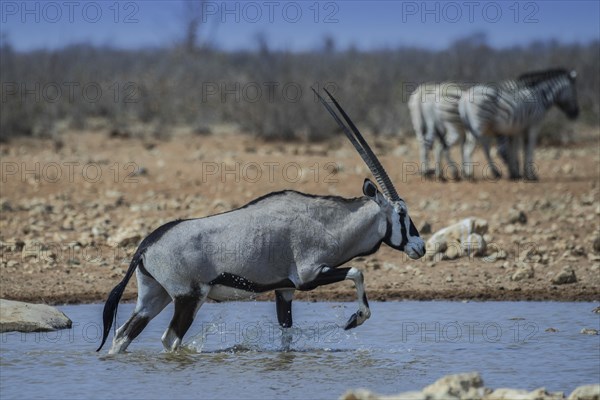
[{"left": 363, "top": 178, "right": 378, "bottom": 198}]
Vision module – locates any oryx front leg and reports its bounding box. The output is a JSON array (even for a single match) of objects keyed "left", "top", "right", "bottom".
[
  {"left": 343, "top": 267, "right": 371, "bottom": 330},
  {"left": 275, "top": 289, "right": 295, "bottom": 349},
  {"left": 299, "top": 266, "right": 371, "bottom": 330}
]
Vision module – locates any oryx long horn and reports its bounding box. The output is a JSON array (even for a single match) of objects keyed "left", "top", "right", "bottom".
[{"left": 312, "top": 87, "right": 402, "bottom": 202}]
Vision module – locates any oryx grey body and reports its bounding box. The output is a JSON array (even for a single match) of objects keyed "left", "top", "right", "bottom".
[
  {"left": 98, "top": 88, "right": 425, "bottom": 354},
  {"left": 459, "top": 69, "right": 579, "bottom": 180},
  {"left": 144, "top": 190, "right": 393, "bottom": 299}
]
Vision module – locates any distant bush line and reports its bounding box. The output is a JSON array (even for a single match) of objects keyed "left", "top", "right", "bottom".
[{"left": 1, "top": 38, "right": 598, "bottom": 142}]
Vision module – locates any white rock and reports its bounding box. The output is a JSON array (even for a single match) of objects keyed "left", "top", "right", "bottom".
[
  {"left": 512, "top": 264, "right": 534, "bottom": 282},
  {"left": 463, "top": 233, "right": 487, "bottom": 257},
  {"left": 426, "top": 218, "right": 488, "bottom": 259},
  {"left": 0, "top": 299, "right": 72, "bottom": 333},
  {"left": 487, "top": 387, "right": 563, "bottom": 400},
  {"left": 568, "top": 384, "right": 600, "bottom": 400},
  {"left": 423, "top": 372, "right": 485, "bottom": 399}
]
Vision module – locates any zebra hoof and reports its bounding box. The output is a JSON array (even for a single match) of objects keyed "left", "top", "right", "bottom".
[
  {"left": 423, "top": 169, "right": 435, "bottom": 180},
  {"left": 463, "top": 173, "right": 475, "bottom": 182},
  {"left": 344, "top": 313, "right": 359, "bottom": 330},
  {"left": 524, "top": 174, "right": 539, "bottom": 182}
]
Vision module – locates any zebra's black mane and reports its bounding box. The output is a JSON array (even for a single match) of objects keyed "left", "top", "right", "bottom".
[{"left": 516, "top": 68, "right": 572, "bottom": 87}]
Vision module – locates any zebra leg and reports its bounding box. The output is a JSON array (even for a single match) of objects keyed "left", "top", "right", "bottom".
[
  {"left": 299, "top": 266, "right": 371, "bottom": 330},
  {"left": 161, "top": 284, "right": 210, "bottom": 352},
  {"left": 507, "top": 135, "right": 522, "bottom": 180},
  {"left": 462, "top": 131, "right": 478, "bottom": 180},
  {"left": 433, "top": 141, "right": 445, "bottom": 181},
  {"left": 419, "top": 139, "right": 432, "bottom": 178},
  {"left": 109, "top": 271, "right": 172, "bottom": 354},
  {"left": 422, "top": 124, "right": 436, "bottom": 178},
  {"left": 443, "top": 147, "right": 460, "bottom": 181},
  {"left": 496, "top": 136, "right": 510, "bottom": 166},
  {"left": 524, "top": 127, "right": 539, "bottom": 181},
  {"left": 480, "top": 135, "right": 501, "bottom": 179}
]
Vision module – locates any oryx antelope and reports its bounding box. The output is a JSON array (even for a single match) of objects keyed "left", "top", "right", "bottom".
[
  {"left": 459, "top": 68, "right": 579, "bottom": 180},
  {"left": 97, "top": 88, "right": 426, "bottom": 354}
]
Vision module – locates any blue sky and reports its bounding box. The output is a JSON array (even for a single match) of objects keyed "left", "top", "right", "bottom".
[{"left": 1, "top": 1, "right": 599, "bottom": 51}]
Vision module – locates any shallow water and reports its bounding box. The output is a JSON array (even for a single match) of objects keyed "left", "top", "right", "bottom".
[{"left": 1, "top": 301, "right": 598, "bottom": 399}]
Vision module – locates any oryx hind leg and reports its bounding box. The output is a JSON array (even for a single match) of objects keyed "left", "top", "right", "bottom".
[
  {"left": 109, "top": 270, "right": 172, "bottom": 354},
  {"left": 299, "top": 266, "right": 371, "bottom": 330},
  {"left": 161, "top": 284, "right": 209, "bottom": 352}
]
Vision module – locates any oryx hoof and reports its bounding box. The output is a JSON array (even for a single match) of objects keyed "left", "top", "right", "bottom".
[
  {"left": 344, "top": 313, "right": 359, "bottom": 330},
  {"left": 344, "top": 309, "right": 369, "bottom": 330}
]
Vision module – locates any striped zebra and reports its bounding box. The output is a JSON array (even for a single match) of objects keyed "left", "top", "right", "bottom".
[
  {"left": 459, "top": 69, "right": 579, "bottom": 180},
  {"left": 408, "top": 82, "right": 502, "bottom": 180}
]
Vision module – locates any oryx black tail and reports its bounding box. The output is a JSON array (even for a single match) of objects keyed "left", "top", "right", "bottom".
[{"left": 96, "top": 252, "right": 142, "bottom": 352}]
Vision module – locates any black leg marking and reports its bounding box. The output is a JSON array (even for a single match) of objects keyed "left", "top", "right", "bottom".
[
  {"left": 298, "top": 267, "right": 351, "bottom": 291},
  {"left": 127, "top": 315, "right": 150, "bottom": 341},
  {"left": 362, "top": 292, "right": 370, "bottom": 309},
  {"left": 275, "top": 290, "right": 293, "bottom": 328},
  {"left": 209, "top": 273, "right": 294, "bottom": 293},
  {"left": 119, "top": 314, "right": 150, "bottom": 341},
  {"left": 170, "top": 295, "right": 200, "bottom": 340}
]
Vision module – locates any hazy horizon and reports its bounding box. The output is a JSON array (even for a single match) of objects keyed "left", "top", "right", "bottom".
[{"left": 1, "top": 1, "right": 598, "bottom": 52}]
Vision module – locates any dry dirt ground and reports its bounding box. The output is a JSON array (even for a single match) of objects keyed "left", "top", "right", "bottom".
[{"left": 1, "top": 129, "right": 599, "bottom": 305}]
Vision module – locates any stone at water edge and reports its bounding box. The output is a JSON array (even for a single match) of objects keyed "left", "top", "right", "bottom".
[
  {"left": 422, "top": 372, "right": 485, "bottom": 399},
  {"left": 339, "top": 374, "right": 600, "bottom": 400},
  {"left": 568, "top": 385, "right": 600, "bottom": 400},
  {"left": 0, "top": 299, "right": 72, "bottom": 333},
  {"left": 486, "top": 388, "right": 564, "bottom": 400}
]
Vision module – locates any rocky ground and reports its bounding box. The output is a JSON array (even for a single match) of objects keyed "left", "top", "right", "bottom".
[
  {"left": 0, "top": 128, "right": 599, "bottom": 304},
  {"left": 340, "top": 372, "right": 600, "bottom": 400}
]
